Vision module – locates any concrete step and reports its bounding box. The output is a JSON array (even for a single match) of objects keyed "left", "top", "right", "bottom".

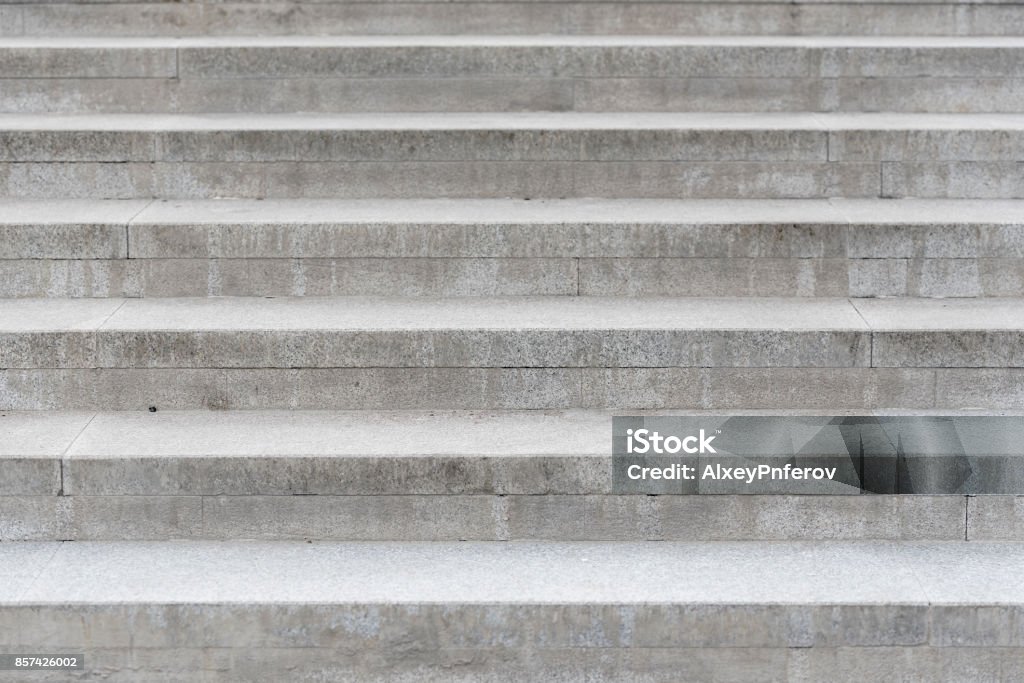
[
  {"left": 5, "top": 198, "right": 1024, "bottom": 297},
  {"left": 6, "top": 409, "right": 1022, "bottom": 541},
  {"left": 3, "top": 112, "right": 1024, "bottom": 199},
  {"left": 1, "top": 539, "right": 1022, "bottom": 680},
  {"left": 5, "top": 295, "right": 1023, "bottom": 368},
  {"left": 0, "top": 296, "right": 1021, "bottom": 410},
  {"left": 6, "top": 0, "right": 1024, "bottom": 37},
  {"left": 4, "top": 36, "right": 1024, "bottom": 113}
]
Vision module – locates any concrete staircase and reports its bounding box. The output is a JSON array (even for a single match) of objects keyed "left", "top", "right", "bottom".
[{"left": 1, "top": 1, "right": 1024, "bottom": 680}]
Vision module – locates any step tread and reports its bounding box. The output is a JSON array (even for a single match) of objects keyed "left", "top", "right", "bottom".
[
  {"left": 4, "top": 111, "right": 1024, "bottom": 130},
  {"left": 2, "top": 408, "right": 1016, "bottom": 459},
  {"left": 7, "top": 198, "right": 1024, "bottom": 228},
  {"left": 3, "top": 409, "right": 614, "bottom": 459},
  {"left": 2, "top": 540, "right": 1020, "bottom": 605},
  {"left": 2, "top": 296, "right": 1022, "bottom": 332},
  {"left": 122, "top": 196, "right": 1024, "bottom": 228}
]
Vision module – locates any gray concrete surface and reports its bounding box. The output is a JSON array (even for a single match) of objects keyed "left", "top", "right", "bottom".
[
  {"left": 7, "top": 1, "right": 1024, "bottom": 40},
  {"left": 1, "top": 4, "right": 1023, "bottom": 681},
  {"left": 0, "top": 114, "right": 1022, "bottom": 198}
]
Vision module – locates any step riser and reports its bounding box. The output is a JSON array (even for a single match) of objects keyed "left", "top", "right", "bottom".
[
  {"left": 31, "top": 458, "right": 1024, "bottom": 498},
  {"left": 4, "top": 607, "right": 1016, "bottom": 683},
  {"left": 4, "top": 44, "right": 1024, "bottom": 113},
  {"left": 0, "top": 494, "right": 976, "bottom": 541},
  {"left": 9, "top": 331, "right": 1024, "bottom": 368},
  {"left": 7, "top": 2, "right": 1024, "bottom": 37},
  {"left": 0, "top": 600, "right": 951, "bottom": 650},
  {"left": 8, "top": 127, "right": 1024, "bottom": 163},
  {"left": 0, "top": 368, "right": 1014, "bottom": 410},
  {"left": 3, "top": 161, "right": 1017, "bottom": 199},
  {"left": 7, "top": 257, "right": 1023, "bottom": 298},
  {"left": 0, "top": 258, "right": 581, "bottom": 297},
  {"left": 0, "top": 645, "right": 1012, "bottom": 683},
  {"left": 2, "top": 125, "right": 1021, "bottom": 199},
  {"left": 4, "top": 325, "right": 1023, "bottom": 368},
  {"left": 14, "top": 45, "right": 1024, "bottom": 80},
  {"left": 12, "top": 77, "right": 1024, "bottom": 114}
]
